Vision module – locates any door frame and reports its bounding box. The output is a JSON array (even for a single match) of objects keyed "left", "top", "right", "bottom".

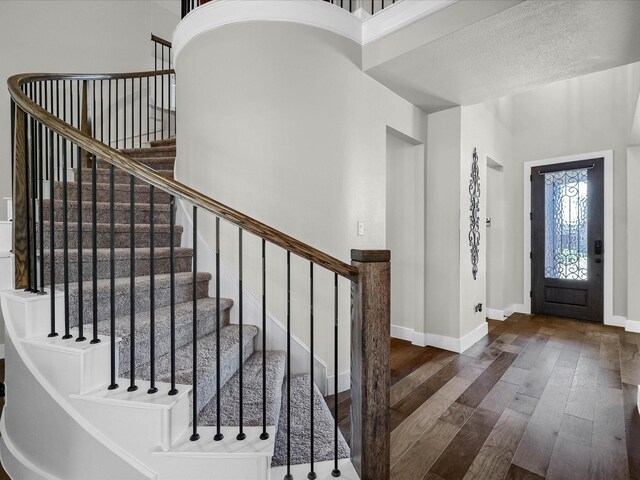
[{"left": 522, "top": 150, "right": 614, "bottom": 325}]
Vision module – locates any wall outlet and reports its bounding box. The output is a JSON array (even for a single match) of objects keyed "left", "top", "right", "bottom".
[
  {"left": 357, "top": 221, "right": 365, "bottom": 236},
  {"left": 475, "top": 303, "right": 483, "bottom": 313}
]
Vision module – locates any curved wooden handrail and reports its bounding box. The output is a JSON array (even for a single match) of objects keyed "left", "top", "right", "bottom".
[{"left": 8, "top": 72, "right": 359, "bottom": 281}]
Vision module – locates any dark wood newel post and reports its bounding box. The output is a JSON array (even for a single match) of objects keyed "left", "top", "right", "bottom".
[
  {"left": 13, "top": 106, "right": 29, "bottom": 290},
  {"left": 350, "top": 249, "right": 390, "bottom": 480}
]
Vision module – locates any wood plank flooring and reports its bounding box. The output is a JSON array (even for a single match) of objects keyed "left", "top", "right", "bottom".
[{"left": 326, "top": 313, "right": 640, "bottom": 480}]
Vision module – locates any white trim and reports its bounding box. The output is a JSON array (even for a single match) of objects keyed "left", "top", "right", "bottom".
[
  {"left": 0, "top": 344, "right": 6, "bottom": 359},
  {"left": 0, "top": 416, "right": 59, "bottom": 480},
  {"left": 627, "top": 319, "right": 640, "bottom": 333},
  {"left": 390, "top": 324, "right": 414, "bottom": 342},
  {"left": 486, "top": 308, "right": 505, "bottom": 321},
  {"left": 172, "top": 0, "right": 458, "bottom": 63},
  {"left": 325, "top": 370, "right": 350, "bottom": 396},
  {"left": 609, "top": 315, "right": 627, "bottom": 328},
  {"left": 361, "top": 0, "right": 456, "bottom": 44},
  {"left": 523, "top": 150, "right": 614, "bottom": 324},
  {"left": 410, "top": 322, "right": 489, "bottom": 353},
  {"left": 504, "top": 303, "right": 527, "bottom": 318}
]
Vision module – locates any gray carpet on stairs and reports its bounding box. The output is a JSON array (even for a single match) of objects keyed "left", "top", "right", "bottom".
[
  {"left": 271, "top": 374, "right": 350, "bottom": 467},
  {"left": 199, "top": 351, "right": 286, "bottom": 427}
]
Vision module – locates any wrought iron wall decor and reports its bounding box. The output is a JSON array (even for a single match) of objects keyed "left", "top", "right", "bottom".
[{"left": 469, "top": 148, "right": 480, "bottom": 280}]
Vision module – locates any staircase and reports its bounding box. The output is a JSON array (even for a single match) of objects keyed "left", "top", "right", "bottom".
[
  {"left": 39, "top": 136, "right": 349, "bottom": 470},
  {"left": 4, "top": 10, "right": 392, "bottom": 476}
]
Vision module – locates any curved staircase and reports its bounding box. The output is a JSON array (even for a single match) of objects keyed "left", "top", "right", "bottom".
[{"left": 40, "top": 136, "right": 349, "bottom": 469}]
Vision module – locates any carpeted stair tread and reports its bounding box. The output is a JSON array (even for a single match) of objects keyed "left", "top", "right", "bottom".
[
  {"left": 148, "top": 137, "right": 176, "bottom": 147},
  {"left": 131, "top": 324, "right": 258, "bottom": 412},
  {"left": 64, "top": 271, "right": 211, "bottom": 327},
  {"left": 199, "top": 351, "right": 286, "bottom": 427},
  {"left": 119, "top": 146, "right": 176, "bottom": 158},
  {"left": 98, "top": 297, "right": 233, "bottom": 374},
  {"left": 55, "top": 181, "right": 171, "bottom": 204},
  {"left": 271, "top": 374, "right": 350, "bottom": 467},
  {"left": 43, "top": 199, "right": 173, "bottom": 225},
  {"left": 43, "top": 247, "right": 193, "bottom": 283},
  {"left": 78, "top": 167, "right": 175, "bottom": 185},
  {"left": 42, "top": 221, "right": 182, "bottom": 249}
]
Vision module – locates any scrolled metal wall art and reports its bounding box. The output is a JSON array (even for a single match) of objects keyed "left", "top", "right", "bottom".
[{"left": 469, "top": 148, "right": 480, "bottom": 280}]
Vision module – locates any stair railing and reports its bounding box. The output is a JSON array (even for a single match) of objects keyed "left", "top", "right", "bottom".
[
  {"left": 182, "top": 0, "right": 401, "bottom": 18},
  {"left": 9, "top": 70, "right": 390, "bottom": 480}
]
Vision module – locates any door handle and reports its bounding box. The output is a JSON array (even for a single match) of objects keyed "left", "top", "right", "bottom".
[{"left": 595, "top": 240, "right": 603, "bottom": 255}]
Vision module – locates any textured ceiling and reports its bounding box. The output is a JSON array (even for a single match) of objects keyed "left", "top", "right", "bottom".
[{"left": 365, "top": 0, "right": 640, "bottom": 113}]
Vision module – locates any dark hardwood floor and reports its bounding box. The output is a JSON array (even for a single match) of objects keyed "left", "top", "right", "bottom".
[{"left": 326, "top": 313, "right": 640, "bottom": 480}]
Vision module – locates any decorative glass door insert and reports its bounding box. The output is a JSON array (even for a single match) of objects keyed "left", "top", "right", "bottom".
[{"left": 543, "top": 168, "right": 589, "bottom": 280}]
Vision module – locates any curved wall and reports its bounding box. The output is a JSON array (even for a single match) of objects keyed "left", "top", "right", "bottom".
[{"left": 175, "top": 20, "right": 427, "bottom": 371}]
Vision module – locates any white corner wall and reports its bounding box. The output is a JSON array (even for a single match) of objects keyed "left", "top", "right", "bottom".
[{"left": 175, "top": 21, "right": 427, "bottom": 374}]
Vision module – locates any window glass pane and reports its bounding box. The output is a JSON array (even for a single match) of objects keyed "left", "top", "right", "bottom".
[{"left": 544, "top": 169, "right": 588, "bottom": 280}]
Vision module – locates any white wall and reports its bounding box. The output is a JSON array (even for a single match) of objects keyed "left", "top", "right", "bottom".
[
  {"left": 386, "top": 129, "right": 424, "bottom": 338},
  {"left": 176, "top": 21, "right": 428, "bottom": 374},
  {"left": 0, "top": 0, "right": 180, "bottom": 221},
  {"left": 486, "top": 163, "right": 505, "bottom": 315},
  {"left": 628, "top": 145, "right": 640, "bottom": 323},
  {"left": 425, "top": 107, "right": 461, "bottom": 339}
]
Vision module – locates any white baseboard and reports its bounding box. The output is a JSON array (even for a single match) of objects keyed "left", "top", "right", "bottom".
[
  {"left": 626, "top": 319, "right": 640, "bottom": 333},
  {"left": 396, "top": 322, "right": 489, "bottom": 353},
  {"left": 0, "top": 344, "right": 4, "bottom": 359},
  {"left": 325, "top": 370, "right": 350, "bottom": 396},
  {"left": 390, "top": 324, "right": 413, "bottom": 342},
  {"left": 504, "top": 304, "right": 528, "bottom": 318},
  {"left": 486, "top": 308, "right": 505, "bottom": 321},
  {"left": 607, "top": 315, "right": 627, "bottom": 328}
]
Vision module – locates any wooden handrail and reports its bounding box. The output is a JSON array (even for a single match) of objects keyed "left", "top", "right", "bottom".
[
  {"left": 151, "top": 34, "right": 172, "bottom": 48},
  {"left": 8, "top": 72, "right": 359, "bottom": 281}
]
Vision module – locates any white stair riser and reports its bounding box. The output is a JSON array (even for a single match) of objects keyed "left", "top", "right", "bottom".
[
  {"left": 70, "top": 391, "right": 190, "bottom": 453},
  {"left": 0, "top": 255, "right": 14, "bottom": 290},
  {"left": 3, "top": 289, "right": 65, "bottom": 338},
  {"left": 4, "top": 197, "right": 12, "bottom": 222},
  {"left": 153, "top": 455, "right": 270, "bottom": 480},
  {"left": 22, "top": 336, "right": 115, "bottom": 396},
  {"left": 0, "top": 222, "right": 11, "bottom": 253}
]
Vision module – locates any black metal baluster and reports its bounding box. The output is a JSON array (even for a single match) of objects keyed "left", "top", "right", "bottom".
[
  {"left": 260, "top": 238, "right": 269, "bottom": 440},
  {"left": 332, "top": 273, "right": 340, "bottom": 478},
  {"left": 76, "top": 144, "right": 85, "bottom": 342},
  {"left": 23, "top": 104, "right": 32, "bottom": 292},
  {"left": 37, "top": 117, "right": 46, "bottom": 295},
  {"left": 214, "top": 216, "right": 223, "bottom": 440},
  {"left": 115, "top": 80, "right": 118, "bottom": 148},
  {"left": 28, "top": 92, "right": 37, "bottom": 293},
  {"left": 148, "top": 185, "right": 158, "bottom": 394},
  {"left": 130, "top": 78, "right": 134, "bottom": 149},
  {"left": 167, "top": 72, "right": 171, "bottom": 138},
  {"left": 139, "top": 77, "right": 142, "bottom": 147},
  {"left": 169, "top": 195, "right": 178, "bottom": 396},
  {"left": 128, "top": 174, "right": 137, "bottom": 391},
  {"left": 161, "top": 57, "right": 165, "bottom": 139},
  {"left": 56, "top": 80, "right": 60, "bottom": 181},
  {"left": 285, "top": 250, "right": 292, "bottom": 480},
  {"left": 237, "top": 228, "right": 245, "bottom": 441},
  {"left": 190, "top": 205, "right": 199, "bottom": 440},
  {"left": 108, "top": 163, "right": 118, "bottom": 390},
  {"left": 100, "top": 80, "right": 104, "bottom": 143},
  {"left": 124, "top": 79, "right": 127, "bottom": 149},
  {"left": 147, "top": 77, "right": 150, "bottom": 142},
  {"left": 154, "top": 68, "right": 158, "bottom": 141},
  {"left": 61, "top": 140, "right": 72, "bottom": 340},
  {"left": 308, "top": 262, "right": 315, "bottom": 480},
  {"left": 90, "top": 154, "right": 100, "bottom": 345},
  {"left": 48, "top": 129, "right": 58, "bottom": 338}
]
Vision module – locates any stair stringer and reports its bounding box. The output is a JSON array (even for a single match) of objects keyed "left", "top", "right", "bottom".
[{"left": 0, "top": 291, "right": 156, "bottom": 480}]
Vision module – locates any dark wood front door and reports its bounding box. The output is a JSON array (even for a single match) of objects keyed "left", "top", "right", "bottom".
[{"left": 531, "top": 158, "right": 604, "bottom": 322}]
